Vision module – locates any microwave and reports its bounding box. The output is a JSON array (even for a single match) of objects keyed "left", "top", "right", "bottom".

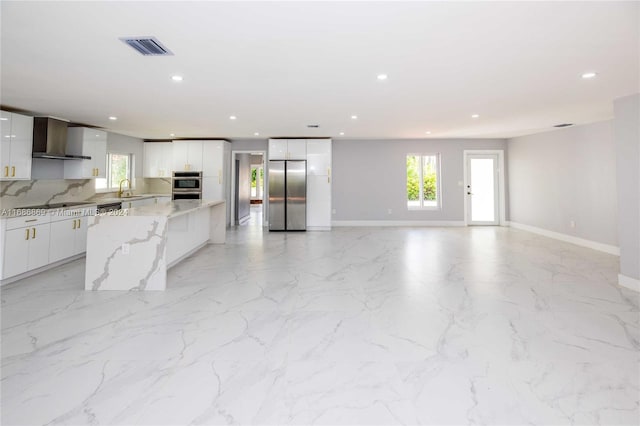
[{"left": 172, "top": 171, "right": 202, "bottom": 199}]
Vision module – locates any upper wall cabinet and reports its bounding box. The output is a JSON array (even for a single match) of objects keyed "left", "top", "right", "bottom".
[
  {"left": 172, "top": 140, "right": 205, "bottom": 172},
  {"left": 268, "top": 139, "right": 307, "bottom": 160},
  {"left": 143, "top": 142, "right": 173, "bottom": 178},
  {"left": 0, "top": 110, "right": 34, "bottom": 181},
  {"left": 64, "top": 128, "right": 107, "bottom": 179}
]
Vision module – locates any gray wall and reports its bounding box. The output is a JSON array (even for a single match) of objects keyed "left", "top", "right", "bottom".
[
  {"left": 508, "top": 120, "right": 617, "bottom": 246},
  {"left": 236, "top": 153, "right": 251, "bottom": 222},
  {"left": 107, "top": 132, "right": 144, "bottom": 178},
  {"left": 332, "top": 138, "right": 507, "bottom": 222},
  {"left": 614, "top": 94, "right": 640, "bottom": 280}
]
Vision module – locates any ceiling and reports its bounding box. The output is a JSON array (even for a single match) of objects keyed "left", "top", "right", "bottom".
[{"left": 1, "top": 1, "right": 638, "bottom": 140}]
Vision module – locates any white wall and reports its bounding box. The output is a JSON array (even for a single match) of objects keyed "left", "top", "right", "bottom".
[
  {"left": 614, "top": 94, "right": 640, "bottom": 283},
  {"left": 508, "top": 121, "right": 618, "bottom": 246},
  {"left": 332, "top": 138, "right": 507, "bottom": 222}
]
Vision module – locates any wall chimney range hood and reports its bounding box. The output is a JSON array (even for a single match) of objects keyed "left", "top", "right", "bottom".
[{"left": 32, "top": 117, "right": 90, "bottom": 160}]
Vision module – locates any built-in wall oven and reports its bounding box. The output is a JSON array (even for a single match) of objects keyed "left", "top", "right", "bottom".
[{"left": 172, "top": 171, "right": 202, "bottom": 200}]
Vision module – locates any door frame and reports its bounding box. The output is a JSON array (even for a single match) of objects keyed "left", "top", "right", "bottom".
[
  {"left": 230, "top": 150, "right": 268, "bottom": 227},
  {"left": 463, "top": 150, "right": 506, "bottom": 226}
]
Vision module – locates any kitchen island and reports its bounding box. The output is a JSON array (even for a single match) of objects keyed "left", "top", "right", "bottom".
[{"left": 85, "top": 199, "right": 225, "bottom": 291}]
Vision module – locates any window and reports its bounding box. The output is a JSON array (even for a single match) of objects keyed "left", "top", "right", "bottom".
[
  {"left": 407, "top": 154, "right": 440, "bottom": 209},
  {"left": 95, "top": 153, "right": 133, "bottom": 191}
]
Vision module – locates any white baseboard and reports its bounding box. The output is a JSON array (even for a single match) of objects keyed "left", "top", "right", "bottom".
[
  {"left": 619, "top": 274, "right": 640, "bottom": 293},
  {"left": 331, "top": 220, "right": 466, "bottom": 227},
  {"left": 507, "top": 221, "right": 620, "bottom": 256}
]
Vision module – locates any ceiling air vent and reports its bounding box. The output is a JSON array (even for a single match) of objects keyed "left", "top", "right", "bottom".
[
  {"left": 120, "top": 37, "right": 173, "bottom": 56},
  {"left": 554, "top": 123, "right": 573, "bottom": 128}
]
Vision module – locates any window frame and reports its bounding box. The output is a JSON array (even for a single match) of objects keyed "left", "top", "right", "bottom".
[
  {"left": 406, "top": 153, "right": 441, "bottom": 211},
  {"left": 95, "top": 152, "right": 134, "bottom": 193}
]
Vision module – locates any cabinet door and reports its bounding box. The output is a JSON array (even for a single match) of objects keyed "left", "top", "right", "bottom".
[
  {"left": 306, "top": 139, "right": 331, "bottom": 176},
  {"left": 287, "top": 139, "right": 307, "bottom": 160},
  {"left": 8, "top": 113, "right": 33, "bottom": 179},
  {"left": 306, "top": 175, "right": 332, "bottom": 228},
  {"left": 143, "top": 143, "right": 159, "bottom": 177},
  {"left": 27, "top": 224, "right": 51, "bottom": 270},
  {"left": 74, "top": 217, "right": 89, "bottom": 255},
  {"left": 2, "top": 228, "right": 29, "bottom": 278},
  {"left": 49, "top": 219, "right": 76, "bottom": 263},
  {"left": 268, "top": 139, "right": 287, "bottom": 160},
  {"left": 0, "top": 111, "right": 12, "bottom": 178},
  {"left": 187, "top": 141, "right": 203, "bottom": 171},
  {"left": 202, "top": 141, "right": 223, "bottom": 177},
  {"left": 92, "top": 136, "right": 108, "bottom": 178},
  {"left": 202, "top": 176, "right": 223, "bottom": 201},
  {"left": 158, "top": 143, "right": 173, "bottom": 177},
  {"left": 172, "top": 141, "right": 190, "bottom": 171}
]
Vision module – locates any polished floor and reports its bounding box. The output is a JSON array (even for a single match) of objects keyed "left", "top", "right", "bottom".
[{"left": 2, "top": 216, "right": 639, "bottom": 425}]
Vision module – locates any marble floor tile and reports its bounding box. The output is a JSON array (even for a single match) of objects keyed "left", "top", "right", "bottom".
[{"left": 1, "top": 224, "right": 639, "bottom": 425}]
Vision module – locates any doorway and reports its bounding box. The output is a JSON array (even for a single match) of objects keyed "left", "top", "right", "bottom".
[
  {"left": 464, "top": 150, "right": 505, "bottom": 226},
  {"left": 230, "top": 150, "right": 268, "bottom": 227}
]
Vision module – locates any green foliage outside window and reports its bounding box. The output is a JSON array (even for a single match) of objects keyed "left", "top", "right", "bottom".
[{"left": 407, "top": 155, "right": 437, "bottom": 202}]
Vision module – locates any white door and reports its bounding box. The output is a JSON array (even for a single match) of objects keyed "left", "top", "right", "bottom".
[{"left": 466, "top": 154, "right": 500, "bottom": 225}]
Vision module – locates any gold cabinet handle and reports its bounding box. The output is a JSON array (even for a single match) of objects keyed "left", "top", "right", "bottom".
[
  {"left": 72, "top": 219, "right": 77, "bottom": 229},
  {"left": 78, "top": 218, "right": 81, "bottom": 228},
  {"left": 328, "top": 176, "right": 330, "bottom": 183},
  {"left": 218, "top": 170, "right": 222, "bottom": 184},
  {"left": 4, "top": 166, "right": 8, "bottom": 177},
  {"left": 31, "top": 228, "right": 36, "bottom": 239},
  {"left": 25, "top": 229, "right": 30, "bottom": 240},
  {"left": 327, "top": 168, "right": 331, "bottom": 176},
  {"left": 11, "top": 166, "right": 15, "bottom": 177},
  {"left": 95, "top": 168, "right": 99, "bottom": 176}
]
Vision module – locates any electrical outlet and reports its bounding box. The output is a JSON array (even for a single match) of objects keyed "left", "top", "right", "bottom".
[
  {"left": 569, "top": 220, "right": 576, "bottom": 228},
  {"left": 387, "top": 208, "right": 392, "bottom": 215},
  {"left": 122, "top": 243, "right": 130, "bottom": 254}
]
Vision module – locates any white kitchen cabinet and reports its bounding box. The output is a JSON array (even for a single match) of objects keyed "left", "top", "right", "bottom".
[
  {"left": 2, "top": 223, "right": 50, "bottom": 279},
  {"left": 173, "top": 140, "right": 205, "bottom": 172},
  {"left": 49, "top": 208, "right": 95, "bottom": 263},
  {"left": 306, "top": 139, "right": 332, "bottom": 176},
  {"left": 143, "top": 142, "right": 173, "bottom": 177},
  {"left": 306, "top": 139, "right": 332, "bottom": 230},
  {"left": 0, "top": 110, "right": 34, "bottom": 181},
  {"left": 202, "top": 140, "right": 225, "bottom": 177},
  {"left": 307, "top": 175, "right": 332, "bottom": 230},
  {"left": 64, "top": 128, "right": 108, "bottom": 178},
  {"left": 268, "top": 139, "right": 306, "bottom": 160}
]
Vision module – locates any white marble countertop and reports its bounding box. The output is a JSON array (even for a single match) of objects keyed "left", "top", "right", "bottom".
[{"left": 122, "top": 199, "right": 225, "bottom": 219}]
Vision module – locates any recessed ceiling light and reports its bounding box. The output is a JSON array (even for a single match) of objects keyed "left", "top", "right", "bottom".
[
  {"left": 351, "top": 115, "right": 358, "bottom": 120},
  {"left": 471, "top": 114, "right": 479, "bottom": 119},
  {"left": 425, "top": 131, "right": 431, "bottom": 135},
  {"left": 377, "top": 74, "right": 388, "bottom": 80},
  {"left": 171, "top": 75, "right": 183, "bottom": 82},
  {"left": 581, "top": 72, "right": 597, "bottom": 79},
  {"left": 339, "top": 132, "right": 345, "bottom": 136},
  {"left": 170, "top": 133, "right": 175, "bottom": 137},
  {"left": 254, "top": 132, "right": 260, "bottom": 136},
  {"left": 108, "top": 116, "right": 118, "bottom": 121},
  {"left": 229, "top": 115, "right": 237, "bottom": 120}
]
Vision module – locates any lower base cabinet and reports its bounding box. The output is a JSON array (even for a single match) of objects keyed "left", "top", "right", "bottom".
[
  {"left": 3, "top": 223, "right": 50, "bottom": 279},
  {"left": 306, "top": 175, "right": 332, "bottom": 229},
  {"left": 49, "top": 216, "right": 89, "bottom": 264}
]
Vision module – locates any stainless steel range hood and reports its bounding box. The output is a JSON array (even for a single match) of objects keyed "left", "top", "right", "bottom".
[{"left": 32, "top": 117, "right": 90, "bottom": 160}]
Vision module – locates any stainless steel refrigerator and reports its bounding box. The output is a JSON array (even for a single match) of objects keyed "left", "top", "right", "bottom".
[{"left": 268, "top": 160, "right": 306, "bottom": 231}]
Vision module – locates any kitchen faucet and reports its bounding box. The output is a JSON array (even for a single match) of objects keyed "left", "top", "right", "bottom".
[{"left": 118, "top": 178, "right": 131, "bottom": 198}]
